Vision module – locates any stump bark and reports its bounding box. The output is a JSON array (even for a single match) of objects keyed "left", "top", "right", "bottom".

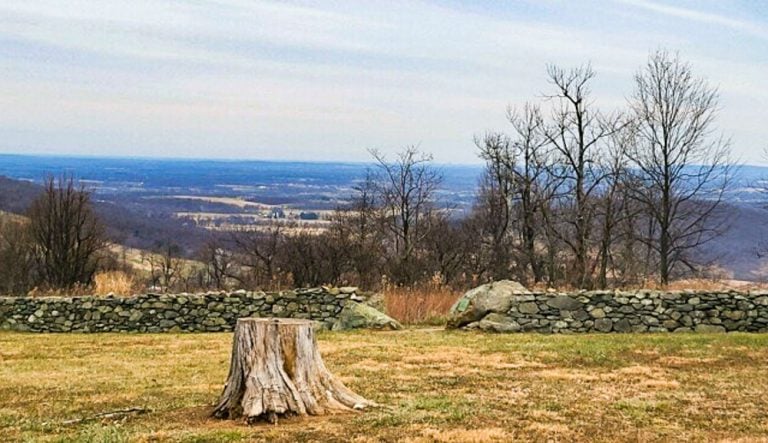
[{"left": 213, "top": 318, "right": 372, "bottom": 423}]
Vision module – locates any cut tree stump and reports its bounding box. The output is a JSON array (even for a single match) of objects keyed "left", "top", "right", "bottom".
[{"left": 212, "top": 318, "right": 373, "bottom": 424}]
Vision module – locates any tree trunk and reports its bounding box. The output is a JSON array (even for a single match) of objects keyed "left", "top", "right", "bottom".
[{"left": 213, "top": 318, "right": 372, "bottom": 424}]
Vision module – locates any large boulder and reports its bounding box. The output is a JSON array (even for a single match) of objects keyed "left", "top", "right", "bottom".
[
  {"left": 447, "top": 280, "right": 529, "bottom": 329},
  {"left": 331, "top": 301, "right": 403, "bottom": 331}
]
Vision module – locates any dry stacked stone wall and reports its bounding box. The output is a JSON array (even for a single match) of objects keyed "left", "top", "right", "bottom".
[
  {"left": 501, "top": 290, "right": 768, "bottom": 333},
  {"left": 0, "top": 287, "right": 363, "bottom": 333}
]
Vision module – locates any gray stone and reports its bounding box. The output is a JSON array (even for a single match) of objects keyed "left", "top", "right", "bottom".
[
  {"left": 518, "top": 302, "right": 539, "bottom": 314},
  {"left": 662, "top": 320, "right": 679, "bottom": 330},
  {"left": 695, "top": 324, "right": 726, "bottom": 333},
  {"left": 613, "top": 318, "right": 631, "bottom": 332},
  {"left": 467, "top": 313, "right": 522, "bottom": 333},
  {"left": 332, "top": 302, "right": 402, "bottom": 331},
  {"left": 590, "top": 308, "right": 606, "bottom": 319},
  {"left": 572, "top": 310, "right": 591, "bottom": 321},
  {"left": 447, "top": 280, "right": 528, "bottom": 329},
  {"left": 642, "top": 315, "right": 660, "bottom": 326},
  {"left": 546, "top": 295, "right": 582, "bottom": 311},
  {"left": 594, "top": 318, "right": 613, "bottom": 332}
]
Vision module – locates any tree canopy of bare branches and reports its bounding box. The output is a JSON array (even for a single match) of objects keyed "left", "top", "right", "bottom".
[
  {"left": 627, "top": 50, "right": 734, "bottom": 284},
  {"left": 369, "top": 146, "right": 443, "bottom": 284},
  {"left": 543, "top": 63, "right": 623, "bottom": 288},
  {"left": 26, "top": 176, "right": 107, "bottom": 289}
]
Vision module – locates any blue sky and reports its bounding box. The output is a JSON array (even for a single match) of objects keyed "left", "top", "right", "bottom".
[{"left": 1, "top": 0, "right": 767, "bottom": 164}]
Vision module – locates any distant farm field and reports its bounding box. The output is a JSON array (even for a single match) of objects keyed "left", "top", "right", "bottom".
[{"left": 1, "top": 330, "right": 768, "bottom": 442}]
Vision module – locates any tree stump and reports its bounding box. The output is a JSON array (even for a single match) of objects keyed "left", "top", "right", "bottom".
[{"left": 212, "top": 318, "right": 372, "bottom": 424}]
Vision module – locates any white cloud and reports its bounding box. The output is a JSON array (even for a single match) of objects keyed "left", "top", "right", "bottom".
[
  {"left": 0, "top": 0, "right": 765, "bottom": 162},
  {"left": 616, "top": 0, "right": 768, "bottom": 40}
]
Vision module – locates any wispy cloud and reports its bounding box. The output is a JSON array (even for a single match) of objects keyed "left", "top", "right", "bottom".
[
  {"left": 617, "top": 0, "right": 768, "bottom": 40},
  {"left": 0, "top": 0, "right": 766, "bottom": 162}
]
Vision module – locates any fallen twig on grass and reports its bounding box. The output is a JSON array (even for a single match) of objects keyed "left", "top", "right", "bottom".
[{"left": 60, "top": 407, "right": 149, "bottom": 425}]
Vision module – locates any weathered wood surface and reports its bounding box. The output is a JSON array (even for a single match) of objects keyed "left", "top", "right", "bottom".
[{"left": 213, "top": 318, "right": 372, "bottom": 423}]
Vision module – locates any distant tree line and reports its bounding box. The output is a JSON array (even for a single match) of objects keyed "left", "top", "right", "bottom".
[{"left": 0, "top": 50, "right": 734, "bottom": 295}]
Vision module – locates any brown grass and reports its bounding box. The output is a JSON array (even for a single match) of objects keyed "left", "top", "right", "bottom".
[
  {"left": 382, "top": 284, "right": 461, "bottom": 325},
  {"left": 662, "top": 278, "right": 768, "bottom": 291},
  {"left": 1, "top": 330, "right": 768, "bottom": 442},
  {"left": 93, "top": 271, "right": 137, "bottom": 296},
  {"left": 526, "top": 277, "right": 768, "bottom": 293}
]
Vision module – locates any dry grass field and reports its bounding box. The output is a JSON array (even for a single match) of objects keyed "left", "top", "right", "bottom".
[{"left": 1, "top": 330, "right": 768, "bottom": 442}]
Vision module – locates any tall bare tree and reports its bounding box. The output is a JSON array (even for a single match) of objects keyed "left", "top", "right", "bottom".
[
  {"left": 475, "top": 103, "right": 553, "bottom": 283},
  {"left": 26, "top": 176, "right": 107, "bottom": 289},
  {"left": 369, "top": 146, "right": 442, "bottom": 284},
  {"left": 628, "top": 50, "right": 733, "bottom": 285},
  {"left": 543, "top": 64, "right": 621, "bottom": 289},
  {"left": 336, "top": 170, "right": 385, "bottom": 288},
  {"left": 474, "top": 133, "right": 516, "bottom": 280},
  {"left": 507, "top": 104, "right": 552, "bottom": 282},
  {"left": 594, "top": 121, "right": 634, "bottom": 288}
]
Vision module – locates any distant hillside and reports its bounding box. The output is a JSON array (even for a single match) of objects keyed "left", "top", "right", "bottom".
[
  {"left": 0, "top": 175, "right": 209, "bottom": 256},
  {"left": 0, "top": 176, "right": 41, "bottom": 213},
  {"left": 1, "top": 165, "right": 767, "bottom": 281},
  {"left": 700, "top": 202, "right": 768, "bottom": 281}
]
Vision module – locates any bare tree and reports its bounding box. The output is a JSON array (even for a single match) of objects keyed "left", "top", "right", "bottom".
[
  {"left": 421, "top": 213, "right": 469, "bottom": 285},
  {"left": 369, "top": 146, "right": 442, "bottom": 284},
  {"left": 0, "top": 216, "right": 35, "bottom": 295},
  {"left": 475, "top": 103, "right": 553, "bottom": 284},
  {"left": 594, "top": 121, "right": 634, "bottom": 288},
  {"left": 145, "top": 241, "right": 184, "bottom": 291},
  {"left": 507, "top": 104, "right": 552, "bottom": 282},
  {"left": 474, "top": 133, "right": 516, "bottom": 280},
  {"left": 334, "top": 170, "right": 385, "bottom": 288},
  {"left": 627, "top": 50, "right": 734, "bottom": 285},
  {"left": 199, "top": 236, "right": 235, "bottom": 290},
  {"left": 26, "top": 176, "right": 107, "bottom": 289},
  {"left": 232, "top": 223, "right": 285, "bottom": 288},
  {"left": 543, "top": 64, "right": 621, "bottom": 289}
]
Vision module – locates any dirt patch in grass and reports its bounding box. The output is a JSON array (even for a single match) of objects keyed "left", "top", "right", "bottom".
[{"left": 1, "top": 330, "right": 768, "bottom": 442}]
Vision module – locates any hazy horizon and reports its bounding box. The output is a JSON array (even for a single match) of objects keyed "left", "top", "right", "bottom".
[{"left": 2, "top": 151, "right": 768, "bottom": 169}]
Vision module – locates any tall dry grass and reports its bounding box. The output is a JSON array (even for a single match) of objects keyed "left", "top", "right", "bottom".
[
  {"left": 382, "top": 280, "right": 462, "bottom": 325},
  {"left": 93, "top": 271, "right": 136, "bottom": 296}
]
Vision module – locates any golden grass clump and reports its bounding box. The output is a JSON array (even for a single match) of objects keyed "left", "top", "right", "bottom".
[
  {"left": 93, "top": 271, "right": 136, "bottom": 296},
  {"left": 382, "top": 277, "right": 462, "bottom": 325}
]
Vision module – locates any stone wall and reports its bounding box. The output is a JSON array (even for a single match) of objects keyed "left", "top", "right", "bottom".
[
  {"left": 471, "top": 289, "right": 768, "bottom": 333},
  {"left": 0, "top": 287, "right": 365, "bottom": 333}
]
